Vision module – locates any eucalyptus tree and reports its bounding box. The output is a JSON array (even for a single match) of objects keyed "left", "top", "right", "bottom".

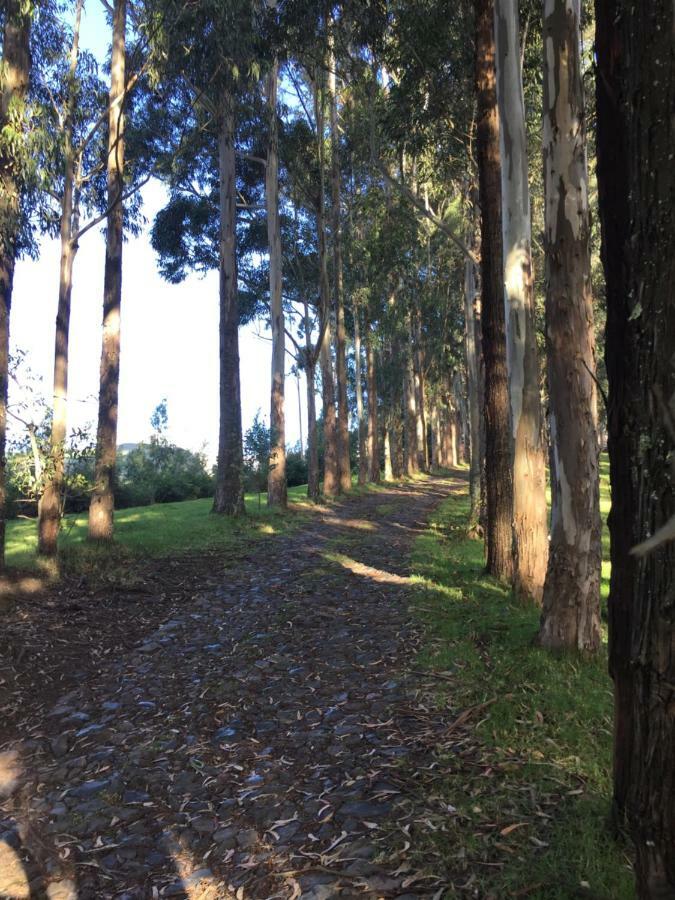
[
  {"left": 35, "top": 1, "right": 112, "bottom": 554},
  {"left": 278, "top": 79, "right": 332, "bottom": 500},
  {"left": 33, "top": 0, "right": 162, "bottom": 552},
  {"left": 309, "top": 63, "right": 339, "bottom": 496},
  {"left": 596, "top": 1, "right": 674, "bottom": 894},
  {"left": 493, "top": 0, "right": 548, "bottom": 602},
  {"left": 538, "top": 0, "right": 601, "bottom": 651},
  {"left": 0, "top": 0, "right": 32, "bottom": 567},
  {"left": 474, "top": 0, "right": 512, "bottom": 581},
  {"left": 265, "top": 58, "right": 287, "bottom": 507},
  {"left": 327, "top": 24, "right": 351, "bottom": 492},
  {"left": 149, "top": 0, "right": 268, "bottom": 517},
  {"left": 352, "top": 296, "right": 367, "bottom": 484},
  {"left": 87, "top": 0, "right": 128, "bottom": 539},
  {"left": 37, "top": 0, "right": 85, "bottom": 554}
]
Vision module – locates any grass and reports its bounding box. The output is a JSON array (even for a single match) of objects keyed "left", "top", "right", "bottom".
[
  {"left": 5, "top": 484, "right": 314, "bottom": 575},
  {"left": 408, "top": 467, "right": 633, "bottom": 899}
]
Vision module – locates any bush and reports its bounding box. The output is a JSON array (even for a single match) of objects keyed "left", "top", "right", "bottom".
[
  {"left": 115, "top": 440, "right": 213, "bottom": 508},
  {"left": 286, "top": 450, "right": 308, "bottom": 487}
]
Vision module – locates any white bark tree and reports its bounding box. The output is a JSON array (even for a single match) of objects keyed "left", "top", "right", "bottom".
[
  {"left": 538, "top": 0, "right": 601, "bottom": 650},
  {"left": 494, "top": 0, "right": 549, "bottom": 602}
]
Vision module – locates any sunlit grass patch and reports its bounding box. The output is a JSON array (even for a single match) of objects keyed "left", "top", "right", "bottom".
[
  {"left": 408, "top": 473, "right": 632, "bottom": 899},
  {"left": 5, "top": 483, "right": 313, "bottom": 574}
]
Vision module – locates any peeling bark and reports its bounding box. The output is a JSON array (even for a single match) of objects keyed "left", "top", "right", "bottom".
[
  {"left": 494, "top": 0, "right": 549, "bottom": 602},
  {"left": 539, "top": 0, "right": 601, "bottom": 651},
  {"left": 266, "top": 61, "right": 287, "bottom": 509},
  {"left": 89, "top": 0, "right": 127, "bottom": 540},
  {"left": 596, "top": 1, "right": 675, "bottom": 894}
]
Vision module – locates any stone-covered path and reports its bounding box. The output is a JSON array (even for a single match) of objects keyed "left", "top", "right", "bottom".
[{"left": 1, "top": 478, "right": 461, "bottom": 899}]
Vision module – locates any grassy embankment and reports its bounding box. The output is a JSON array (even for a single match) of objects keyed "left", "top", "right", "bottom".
[
  {"left": 5, "top": 484, "right": 315, "bottom": 575},
  {"left": 409, "top": 456, "right": 632, "bottom": 898}
]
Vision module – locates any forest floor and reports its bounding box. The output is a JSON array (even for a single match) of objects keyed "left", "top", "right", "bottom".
[
  {"left": 0, "top": 471, "right": 632, "bottom": 900},
  {"left": 1, "top": 474, "right": 467, "bottom": 899}
]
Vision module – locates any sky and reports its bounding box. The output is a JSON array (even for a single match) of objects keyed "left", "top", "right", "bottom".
[{"left": 9, "top": 1, "right": 309, "bottom": 464}]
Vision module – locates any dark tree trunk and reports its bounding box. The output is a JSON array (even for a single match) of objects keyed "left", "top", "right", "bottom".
[
  {"left": 539, "top": 0, "right": 601, "bottom": 651},
  {"left": 475, "top": 0, "right": 513, "bottom": 580},
  {"left": 596, "top": 1, "right": 675, "bottom": 895},
  {"left": 266, "top": 61, "right": 287, "bottom": 508},
  {"left": 212, "top": 101, "right": 245, "bottom": 516},
  {"left": 0, "top": 0, "right": 31, "bottom": 567},
  {"left": 89, "top": 0, "right": 127, "bottom": 540}
]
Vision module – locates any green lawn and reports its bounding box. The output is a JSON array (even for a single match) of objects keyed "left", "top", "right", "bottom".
[
  {"left": 407, "top": 465, "right": 631, "bottom": 898},
  {"left": 6, "top": 484, "right": 313, "bottom": 573}
]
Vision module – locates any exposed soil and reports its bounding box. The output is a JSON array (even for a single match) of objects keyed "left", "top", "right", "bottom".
[{"left": 0, "top": 476, "right": 466, "bottom": 899}]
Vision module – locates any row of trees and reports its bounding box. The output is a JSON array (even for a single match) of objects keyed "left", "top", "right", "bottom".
[{"left": 1, "top": 0, "right": 672, "bottom": 895}]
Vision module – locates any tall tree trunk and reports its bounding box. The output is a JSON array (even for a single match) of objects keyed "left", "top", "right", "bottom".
[
  {"left": 446, "top": 400, "right": 459, "bottom": 467},
  {"left": 297, "top": 370, "right": 303, "bottom": 457},
  {"left": 404, "top": 315, "right": 419, "bottom": 476},
  {"left": 89, "top": 0, "right": 127, "bottom": 540},
  {"left": 306, "top": 361, "right": 319, "bottom": 502},
  {"left": 313, "top": 72, "right": 339, "bottom": 498},
  {"left": 304, "top": 302, "right": 320, "bottom": 502},
  {"left": 354, "top": 308, "right": 367, "bottom": 486},
  {"left": 319, "top": 318, "right": 339, "bottom": 497},
  {"left": 596, "top": 1, "right": 675, "bottom": 895},
  {"left": 383, "top": 427, "right": 393, "bottom": 481},
  {"left": 39, "top": 0, "right": 83, "bottom": 556},
  {"left": 454, "top": 369, "right": 469, "bottom": 464},
  {"left": 474, "top": 0, "right": 513, "bottom": 582},
  {"left": 0, "top": 1, "right": 31, "bottom": 567},
  {"left": 328, "top": 42, "right": 351, "bottom": 493},
  {"left": 366, "top": 319, "right": 379, "bottom": 483},
  {"left": 390, "top": 411, "right": 403, "bottom": 478},
  {"left": 412, "top": 303, "right": 427, "bottom": 472},
  {"left": 538, "top": 0, "right": 601, "bottom": 651},
  {"left": 266, "top": 60, "right": 287, "bottom": 508},
  {"left": 212, "top": 100, "right": 245, "bottom": 516},
  {"left": 464, "top": 211, "right": 482, "bottom": 527},
  {"left": 431, "top": 403, "right": 443, "bottom": 469},
  {"left": 493, "top": 0, "right": 549, "bottom": 602}
]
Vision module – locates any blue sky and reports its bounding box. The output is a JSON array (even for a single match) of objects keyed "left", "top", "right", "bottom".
[{"left": 10, "top": 1, "right": 307, "bottom": 462}]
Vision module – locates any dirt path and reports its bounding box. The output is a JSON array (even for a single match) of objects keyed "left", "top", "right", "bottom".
[{"left": 1, "top": 477, "right": 462, "bottom": 899}]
